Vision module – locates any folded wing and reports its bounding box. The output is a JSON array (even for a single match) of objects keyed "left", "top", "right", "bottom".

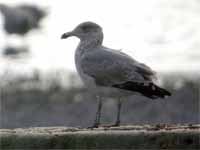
[
  {"left": 81, "top": 48, "right": 155, "bottom": 85},
  {"left": 81, "top": 48, "right": 171, "bottom": 98}
]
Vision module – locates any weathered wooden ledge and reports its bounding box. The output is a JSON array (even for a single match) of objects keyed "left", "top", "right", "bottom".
[{"left": 0, "top": 124, "right": 199, "bottom": 149}]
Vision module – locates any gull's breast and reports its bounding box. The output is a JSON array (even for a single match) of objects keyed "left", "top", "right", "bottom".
[{"left": 75, "top": 47, "right": 96, "bottom": 88}]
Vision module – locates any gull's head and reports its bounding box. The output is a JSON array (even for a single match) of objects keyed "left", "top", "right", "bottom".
[{"left": 61, "top": 21, "right": 103, "bottom": 41}]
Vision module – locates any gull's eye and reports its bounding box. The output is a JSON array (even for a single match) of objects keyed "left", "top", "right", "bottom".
[
  {"left": 81, "top": 26, "right": 90, "bottom": 32},
  {"left": 81, "top": 25, "right": 97, "bottom": 33}
]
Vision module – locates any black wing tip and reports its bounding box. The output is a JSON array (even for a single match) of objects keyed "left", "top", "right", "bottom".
[
  {"left": 112, "top": 81, "right": 172, "bottom": 99},
  {"left": 154, "top": 84, "right": 171, "bottom": 99}
]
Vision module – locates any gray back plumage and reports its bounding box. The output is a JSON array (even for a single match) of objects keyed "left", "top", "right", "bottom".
[{"left": 80, "top": 46, "right": 156, "bottom": 86}]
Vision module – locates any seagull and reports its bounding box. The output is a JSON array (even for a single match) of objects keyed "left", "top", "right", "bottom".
[{"left": 61, "top": 21, "right": 171, "bottom": 128}]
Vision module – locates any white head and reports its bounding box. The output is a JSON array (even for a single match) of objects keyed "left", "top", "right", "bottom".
[{"left": 61, "top": 21, "right": 104, "bottom": 44}]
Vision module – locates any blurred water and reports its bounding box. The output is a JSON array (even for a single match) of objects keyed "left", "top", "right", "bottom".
[{"left": 0, "top": 72, "right": 199, "bottom": 128}]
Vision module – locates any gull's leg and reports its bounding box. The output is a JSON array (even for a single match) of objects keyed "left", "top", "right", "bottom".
[
  {"left": 90, "top": 96, "right": 102, "bottom": 128},
  {"left": 95, "top": 96, "right": 102, "bottom": 126},
  {"left": 113, "top": 98, "right": 122, "bottom": 126}
]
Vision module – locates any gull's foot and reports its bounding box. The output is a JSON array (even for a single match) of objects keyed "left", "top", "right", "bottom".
[
  {"left": 113, "top": 120, "right": 120, "bottom": 127},
  {"left": 102, "top": 121, "right": 121, "bottom": 128},
  {"left": 87, "top": 123, "right": 100, "bottom": 129}
]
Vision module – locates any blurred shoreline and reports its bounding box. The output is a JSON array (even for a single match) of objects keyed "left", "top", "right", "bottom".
[{"left": 0, "top": 71, "right": 199, "bottom": 128}]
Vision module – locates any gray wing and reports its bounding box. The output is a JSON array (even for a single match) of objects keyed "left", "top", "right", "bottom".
[{"left": 81, "top": 48, "right": 156, "bottom": 86}]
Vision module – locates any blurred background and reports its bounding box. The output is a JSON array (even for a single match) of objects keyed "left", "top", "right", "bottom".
[{"left": 0, "top": 0, "right": 199, "bottom": 128}]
